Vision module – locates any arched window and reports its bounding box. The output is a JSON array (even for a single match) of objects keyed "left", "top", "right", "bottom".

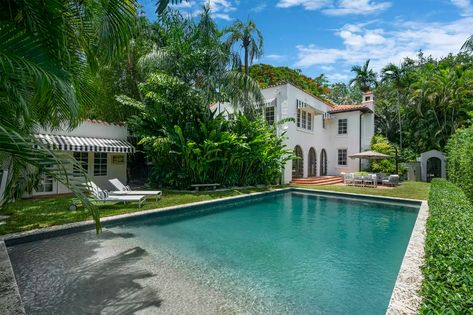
[
  {"left": 426, "top": 157, "right": 441, "bottom": 182},
  {"left": 292, "top": 146, "right": 304, "bottom": 179},
  {"left": 308, "top": 147, "right": 317, "bottom": 177},
  {"left": 320, "top": 149, "right": 327, "bottom": 176}
]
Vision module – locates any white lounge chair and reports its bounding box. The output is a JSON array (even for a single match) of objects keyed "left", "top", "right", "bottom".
[
  {"left": 108, "top": 178, "right": 162, "bottom": 201},
  {"left": 87, "top": 181, "right": 146, "bottom": 208}
]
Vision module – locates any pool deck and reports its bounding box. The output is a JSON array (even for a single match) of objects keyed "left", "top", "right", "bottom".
[{"left": 0, "top": 188, "right": 427, "bottom": 314}]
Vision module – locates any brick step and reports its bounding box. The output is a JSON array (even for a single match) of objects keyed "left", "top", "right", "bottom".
[{"left": 291, "top": 176, "right": 343, "bottom": 186}]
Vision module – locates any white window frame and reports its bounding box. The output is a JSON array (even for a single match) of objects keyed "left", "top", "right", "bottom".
[
  {"left": 73, "top": 152, "right": 89, "bottom": 177},
  {"left": 94, "top": 152, "right": 107, "bottom": 176},
  {"left": 265, "top": 106, "right": 275, "bottom": 125},
  {"left": 36, "top": 172, "right": 53, "bottom": 193},
  {"left": 338, "top": 149, "right": 348, "bottom": 166},
  {"left": 338, "top": 118, "right": 348, "bottom": 135}
]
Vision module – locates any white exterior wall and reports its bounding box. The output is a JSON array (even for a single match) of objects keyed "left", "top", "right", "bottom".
[
  {"left": 29, "top": 121, "right": 129, "bottom": 197},
  {"left": 214, "top": 83, "right": 375, "bottom": 184}
]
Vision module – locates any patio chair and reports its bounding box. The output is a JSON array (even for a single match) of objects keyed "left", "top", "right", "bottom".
[
  {"left": 363, "top": 174, "right": 377, "bottom": 188},
  {"left": 109, "top": 178, "right": 162, "bottom": 201},
  {"left": 382, "top": 175, "right": 400, "bottom": 187},
  {"left": 86, "top": 181, "right": 146, "bottom": 208},
  {"left": 353, "top": 174, "right": 364, "bottom": 187},
  {"left": 344, "top": 173, "right": 354, "bottom": 186}
]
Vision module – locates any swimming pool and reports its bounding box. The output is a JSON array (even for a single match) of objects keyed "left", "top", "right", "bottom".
[{"left": 7, "top": 189, "right": 420, "bottom": 314}]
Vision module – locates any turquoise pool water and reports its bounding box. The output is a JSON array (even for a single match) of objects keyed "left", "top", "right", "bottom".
[{"left": 108, "top": 191, "right": 419, "bottom": 314}]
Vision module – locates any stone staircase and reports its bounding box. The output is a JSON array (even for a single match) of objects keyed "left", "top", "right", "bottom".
[{"left": 290, "top": 176, "right": 343, "bottom": 186}]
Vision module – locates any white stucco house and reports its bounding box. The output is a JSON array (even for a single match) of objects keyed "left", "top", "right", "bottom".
[
  {"left": 28, "top": 119, "right": 135, "bottom": 197},
  {"left": 211, "top": 82, "right": 375, "bottom": 184}
]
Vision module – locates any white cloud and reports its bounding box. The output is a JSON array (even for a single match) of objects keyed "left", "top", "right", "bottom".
[
  {"left": 251, "top": 3, "right": 268, "bottom": 13},
  {"left": 294, "top": 17, "right": 473, "bottom": 74},
  {"left": 276, "top": 0, "right": 391, "bottom": 15},
  {"left": 323, "top": 0, "right": 391, "bottom": 16},
  {"left": 266, "top": 54, "right": 287, "bottom": 61},
  {"left": 172, "top": 0, "right": 238, "bottom": 20},
  {"left": 326, "top": 72, "right": 350, "bottom": 81},
  {"left": 451, "top": 0, "right": 473, "bottom": 16}
]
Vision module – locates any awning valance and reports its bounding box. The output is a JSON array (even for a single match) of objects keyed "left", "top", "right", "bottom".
[{"left": 35, "top": 134, "right": 135, "bottom": 153}]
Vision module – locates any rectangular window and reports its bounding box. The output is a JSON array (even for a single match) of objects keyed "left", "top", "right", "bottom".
[
  {"left": 228, "top": 113, "right": 235, "bottom": 120},
  {"left": 338, "top": 149, "right": 348, "bottom": 166},
  {"left": 307, "top": 112, "right": 312, "bottom": 130},
  {"left": 301, "top": 111, "right": 307, "bottom": 129},
  {"left": 338, "top": 119, "right": 348, "bottom": 134},
  {"left": 36, "top": 173, "right": 53, "bottom": 192},
  {"left": 73, "top": 152, "right": 88, "bottom": 176},
  {"left": 322, "top": 117, "right": 326, "bottom": 129},
  {"left": 297, "top": 108, "right": 301, "bottom": 127},
  {"left": 94, "top": 153, "right": 107, "bottom": 176},
  {"left": 265, "top": 106, "right": 275, "bottom": 125}
]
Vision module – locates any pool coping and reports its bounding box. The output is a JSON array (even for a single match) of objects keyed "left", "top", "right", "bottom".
[
  {"left": 386, "top": 200, "right": 428, "bottom": 314},
  {"left": 0, "top": 187, "right": 426, "bottom": 314}
]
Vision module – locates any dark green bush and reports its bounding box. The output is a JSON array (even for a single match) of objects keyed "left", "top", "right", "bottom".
[
  {"left": 446, "top": 125, "right": 473, "bottom": 200},
  {"left": 421, "top": 179, "right": 473, "bottom": 313}
]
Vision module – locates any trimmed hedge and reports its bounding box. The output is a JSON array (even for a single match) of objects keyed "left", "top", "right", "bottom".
[
  {"left": 421, "top": 179, "right": 473, "bottom": 313},
  {"left": 446, "top": 125, "right": 473, "bottom": 200}
]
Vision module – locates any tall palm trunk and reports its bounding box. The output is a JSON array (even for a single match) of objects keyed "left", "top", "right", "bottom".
[
  {"left": 397, "top": 91, "right": 403, "bottom": 150},
  {"left": 244, "top": 45, "right": 249, "bottom": 75}
]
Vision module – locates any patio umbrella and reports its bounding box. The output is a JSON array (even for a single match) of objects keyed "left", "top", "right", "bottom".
[{"left": 349, "top": 150, "right": 391, "bottom": 160}]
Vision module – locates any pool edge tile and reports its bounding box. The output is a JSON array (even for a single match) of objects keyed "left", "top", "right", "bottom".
[
  {"left": 386, "top": 200, "right": 428, "bottom": 315},
  {"left": 0, "top": 241, "right": 26, "bottom": 315}
]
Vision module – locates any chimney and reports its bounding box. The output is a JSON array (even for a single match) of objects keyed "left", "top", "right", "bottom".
[{"left": 362, "top": 91, "right": 374, "bottom": 112}]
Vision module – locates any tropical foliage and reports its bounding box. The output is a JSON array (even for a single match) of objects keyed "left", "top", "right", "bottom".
[
  {"left": 112, "top": 7, "right": 290, "bottom": 188},
  {"left": 327, "top": 82, "right": 362, "bottom": 105},
  {"left": 446, "top": 124, "right": 473, "bottom": 200},
  {"left": 422, "top": 179, "right": 473, "bottom": 313},
  {"left": 225, "top": 20, "right": 263, "bottom": 75},
  {"left": 249, "top": 64, "right": 330, "bottom": 98},
  {"left": 131, "top": 71, "right": 290, "bottom": 189},
  {"left": 350, "top": 59, "right": 377, "bottom": 92},
  {"left": 0, "top": 0, "right": 137, "bottom": 229},
  {"left": 372, "top": 53, "right": 473, "bottom": 156},
  {"left": 368, "top": 135, "right": 400, "bottom": 175}
]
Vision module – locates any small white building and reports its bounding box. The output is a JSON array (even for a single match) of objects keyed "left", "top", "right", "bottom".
[
  {"left": 212, "top": 82, "right": 375, "bottom": 184},
  {"left": 29, "top": 119, "right": 135, "bottom": 197}
]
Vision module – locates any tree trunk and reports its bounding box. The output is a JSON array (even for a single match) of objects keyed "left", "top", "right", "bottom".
[{"left": 244, "top": 45, "right": 249, "bottom": 75}]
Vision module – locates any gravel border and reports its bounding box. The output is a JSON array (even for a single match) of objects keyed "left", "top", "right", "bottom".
[
  {"left": 386, "top": 200, "right": 428, "bottom": 314},
  {"left": 0, "top": 241, "right": 26, "bottom": 314}
]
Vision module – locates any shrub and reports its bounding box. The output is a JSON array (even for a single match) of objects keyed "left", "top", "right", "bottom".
[
  {"left": 421, "top": 179, "right": 473, "bottom": 313},
  {"left": 446, "top": 125, "right": 473, "bottom": 200},
  {"left": 369, "top": 134, "right": 406, "bottom": 174}
]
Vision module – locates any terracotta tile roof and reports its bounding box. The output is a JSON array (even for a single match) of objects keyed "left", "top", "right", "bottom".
[
  {"left": 83, "top": 119, "right": 125, "bottom": 126},
  {"left": 328, "top": 104, "right": 372, "bottom": 114}
]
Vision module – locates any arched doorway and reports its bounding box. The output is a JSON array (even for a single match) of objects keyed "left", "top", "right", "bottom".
[
  {"left": 292, "top": 145, "right": 304, "bottom": 179},
  {"left": 308, "top": 147, "right": 317, "bottom": 177},
  {"left": 320, "top": 149, "right": 327, "bottom": 176},
  {"left": 426, "top": 157, "right": 441, "bottom": 182}
]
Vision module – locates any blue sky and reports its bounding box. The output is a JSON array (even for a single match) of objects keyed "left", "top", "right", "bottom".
[{"left": 139, "top": 0, "right": 473, "bottom": 82}]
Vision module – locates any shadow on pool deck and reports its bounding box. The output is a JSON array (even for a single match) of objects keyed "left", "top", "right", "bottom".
[{"left": 8, "top": 230, "right": 163, "bottom": 314}]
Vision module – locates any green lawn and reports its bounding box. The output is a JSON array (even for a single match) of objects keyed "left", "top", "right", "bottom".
[
  {"left": 0, "top": 181, "right": 430, "bottom": 235},
  {"left": 293, "top": 181, "right": 430, "bottom": 200},
  {"left": 0, "top": 187, "right": 276, "bottom": 235}
]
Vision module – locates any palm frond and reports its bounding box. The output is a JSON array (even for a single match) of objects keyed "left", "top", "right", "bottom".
[{"left": 0, "top": 125, "right": 100, "bottom": 232}]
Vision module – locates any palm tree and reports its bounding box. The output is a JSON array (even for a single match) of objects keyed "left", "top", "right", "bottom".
[
  {"left": 0, "top": 0, "right": 136, "bottom": 230},
  {"left": 381, "top": 63, "right": 409, "bottom": 150},
  {"left": 349, "top": 59, "right": 377, "bottom": 92},
  {"left": 461, "top": 35, "right": 473, "bottom": 52},
  {"left": 225, "top": 20, "right": 264, "bottom": 75},
  {"left": 139, "top": 6, "right": 264, "bottom": 115}
]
